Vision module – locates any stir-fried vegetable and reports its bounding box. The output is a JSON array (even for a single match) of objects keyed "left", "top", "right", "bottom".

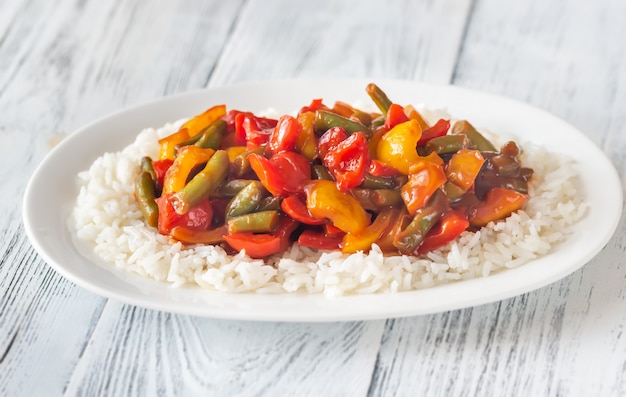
[{"left": 134, "top": 83, "right": 534, "bottom": 258}]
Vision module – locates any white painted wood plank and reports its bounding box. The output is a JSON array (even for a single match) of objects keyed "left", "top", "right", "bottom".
[
  {"left": 210, "top": 0, "right": 473, "bottom": 85},
  {"left": 65, "top": 304, "right": 385, "bottom": 396},
  {"left": 369, "top": 0, "right": 626, "bottom": 395},
  {"left": 0, "top": 0, "right": 243, "bottom": 395}
]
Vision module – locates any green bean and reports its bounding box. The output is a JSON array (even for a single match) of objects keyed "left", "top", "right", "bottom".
[
  {"left": 361, "top": 174, "right": 398, "bottom": 189},
  {"left": 212, "top": 179, "right": 254, "bottom": 198},
  {"left": 135, "top": 171, "right": 159, "bottom": 227},
  {"left": 352, "top": 189, "right": 379, "bottom": 211},
  {"left": 442, "top": 180, "right": 467, "bottom": 201},
  {"left": 370, "top": 115, "right": 385, "bottom": 129},
  {"left": 352, "top": 109, "right": 372, "bottom": 127},
  {"left": 140, "top": 156, "right": 157, "bottom": 180},
  {"left": 231, "top": 147, "right": 265, "bottom": 178},
  {"left": 352, "top": 188, "right": 403, "bottom": 211},
  {"left": 424, "top": 134, "right": 469, "bottom": 154},
  {"left": 314, "top": 110, "right": 371, "bottom": 137},
  {"left": 365, "top": 83, "right": 392, "bottom": 115},
  {"left": 175, "top": 119, "right": 226, "bottom": 149},
  {"left": 393, "top": 190, "right": 447, "bottom": 254},
  {"left": 225, "top": 181, "right": 266, "bottom": 219},
  {"left": 490, "top": 154, "right": 521, "bottom": 176},
  {"left": 256, "top": 196, "right": 281, "bottom": 211},
  {"left": 195, "top": 119, "right": 226, "bottom": 150},
  {"left": 372, "top": 189, "right": 403, "bottom": 207},
  {"left": 451, "top": 120, "right": 497, "bottom": 152},
  {"left": 496, "top": 177, "right": 530, "bottom": 194},
  {"left": 171, "top": 150, "right": 229, "bottom": 214},
  {"left": 227, "top": 210, "right": 280, "bottom": 233},
  {"left": 311, "top": 165, "right": 334, "bottom": 181}
]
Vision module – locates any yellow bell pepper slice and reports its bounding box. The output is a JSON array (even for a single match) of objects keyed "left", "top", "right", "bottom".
[
  {"left": 342, "top": 208, "right": 394, "bottom": 253},
  {"left": 180, "top": 104, "right": 227, "bottom": 137},
  {"left": 376, "top": 119, "right": 422, "bottom": 175},
  {"left": 225, "top": 146, "right": 247, "bottom": 162},
  {"left": 304, "top": 180, "right": 370, "bottom": 234},
  {"left": 162, "top": 146, "right": 215, "bottom": 194},
  {"left": 158, "top": 104, "right": 226, "bottom": 160},
  {"left": 295, "top": 111, "right": 318, "bottom": 160},
  {"left": 158, "top": 128, "right": 190, "bottom": 160}
]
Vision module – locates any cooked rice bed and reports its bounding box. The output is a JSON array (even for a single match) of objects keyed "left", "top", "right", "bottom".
[{"left": 71, "top": 120, "right": 585, "bottom": 296}]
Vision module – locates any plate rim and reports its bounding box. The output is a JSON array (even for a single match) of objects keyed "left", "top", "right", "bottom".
[{"left": 22, "top": 78, "right": 624, "bottom": 322}]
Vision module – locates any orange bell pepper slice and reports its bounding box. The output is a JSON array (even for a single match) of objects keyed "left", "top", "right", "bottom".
[
  {"left": 401, "top": 160, "right": 447, "bottom": 214},
  {"left": 446, "top": 149, "right": 485, "bottom": 191},
  {"left": 171, "top": 225, "right": 227, "bottom": 244},
  {"left": 342, "top": 208, "right": 394, "bottom": 253},
  {"left": 469, "top": 187, "right": 529, "bottom": 227},
  {"left": 403, "top": 104, "right": 430, "bottom": 131}
]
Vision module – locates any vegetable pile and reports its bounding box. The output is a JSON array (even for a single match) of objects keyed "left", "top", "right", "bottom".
[{"left": 135, "top": 83, "right": 533, "bottom": 259}]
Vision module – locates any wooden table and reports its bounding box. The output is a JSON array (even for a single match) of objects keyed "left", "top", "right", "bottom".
[{"left": 2, "top": 0, "right": 625, "bottom": 395}]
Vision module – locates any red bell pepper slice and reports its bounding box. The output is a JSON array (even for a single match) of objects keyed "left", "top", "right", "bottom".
[
  {"left": 224, "top": 233, "right": 281, "bottom": 258},
  {"left": 318, "top": 126, "right": 348, "bottom": 160},
  {"left": 267, "top": 115, "right": 302, "bottom": 155},
  {"left": 417, "top": 210, "right": 470, "bottom": 254},
  {"left": 281, "top": 195, "right": 325, "bottom": 225},
  {"left": 417, "top": 119, "right": 450, "bottom": 146},
  {"left": 298, "top": 98, "right": 328, "bottom": 115},
  {"left": 152, "top": 159, "right": 173, "bottom": 189},
  {"left": 320, "top": 131, "right": 370, "bottom": 191},
  {"left": 155, "top": 193, "right": 214, "bottom": 235},
  {"left": 384, "top": 103, "right": 410, "bottom": 129},
  {"left": 233, "top": 112, "right": 278, "bottom": 148},
  {"left": 223, "top": 216, "right": 299, "bottom": 258},
  {"left": 297, "top": 228, "right": 345, "bottom": 251},
  {"left": 325, "top": 223, "right": 344, "bottom": 236},
  {"left": 249, "top": 151, "right": 311, "bottom": 197},
  {"left": 368, "top": 159, "right": 402, "bottom": 177}
]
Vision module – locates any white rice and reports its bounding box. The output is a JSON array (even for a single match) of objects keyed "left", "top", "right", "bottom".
[{"left": 71, "top": 119, "right": 586, "bottom": 296}]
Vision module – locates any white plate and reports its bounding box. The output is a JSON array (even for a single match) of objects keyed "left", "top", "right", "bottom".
[{"left": 23, "top": 79, "right": 622, "bottom": 322}]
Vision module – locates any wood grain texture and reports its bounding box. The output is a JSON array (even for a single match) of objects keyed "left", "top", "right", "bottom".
[
  {"left": 209, "top": 0, "right": 472, "bottom": 85},
  {"left": 369, "top": 0, "right": 626, "bottom": 396},
  {"left": 0, "top": 0, "right": 243, "bottom": 395},
  {"left": 65, "top": 306, "right": 384, "bottom": 396}
]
